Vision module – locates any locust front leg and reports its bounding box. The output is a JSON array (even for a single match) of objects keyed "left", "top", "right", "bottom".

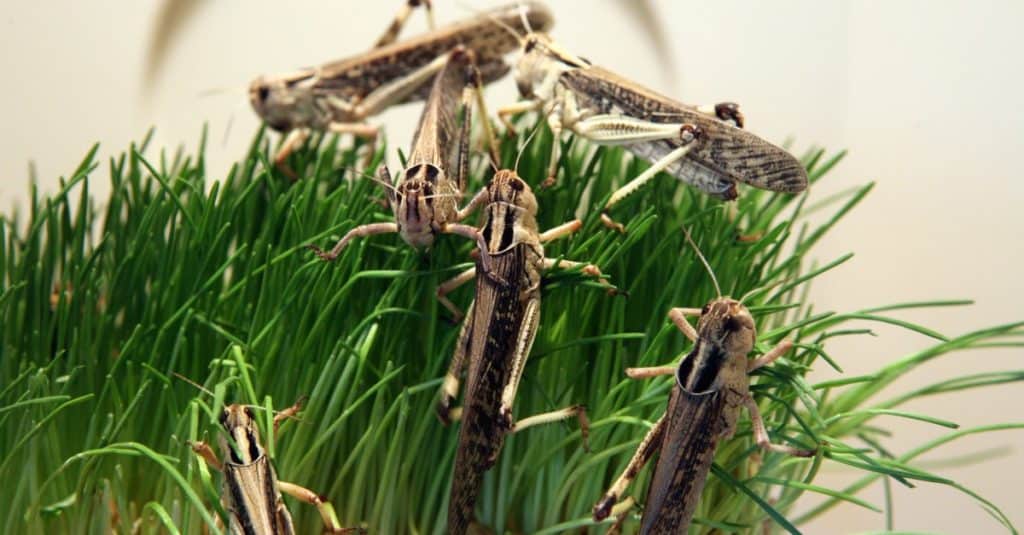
[
  {"left": 507, "top": 404, "right": 590, "bottom": 450},
  {"left": 274, "top": 129, "right": 312, "bottom": 180},
  {"left": 308, "top": 164, "right": 400, "bottom": 261},
  {"left": 742, "top": 395, "right": 816, "bottom": 458},
  {"left": 277, "top": 481, "right": 365, "bottom": 534},
  {"left": 189, "top": 441, "right": 223, "bottom": 472},
  {"left": 461, "top": 57, "right": 501, "bottom": 168},
  {"left": 667, "top": 306, "right": 700, "bottom": 342},
  {"left": 592, "top": 414, "right": 667, "bottom": 521},
  {"left": 624, "top": 307, "right": 699, "bottom": 377},
  {"left": 434, "top": 219, "right": 586, "bottom": 320},
  {"left": 743, "top": 338, "right": 816, "bottom": 457},
  {"left": 273, "top": 397, "right": 306, "bottom": 437},
  {"left": 307, "top": 190, "right": 400, "bottom": 263},
  {"left": 497, "top": 99, "right": 542, "bottom": 137}
]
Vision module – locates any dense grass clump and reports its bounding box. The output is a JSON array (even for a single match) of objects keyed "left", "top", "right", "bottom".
[{"left": 1, "top": 123, "right": 1021, "bottom": 534}]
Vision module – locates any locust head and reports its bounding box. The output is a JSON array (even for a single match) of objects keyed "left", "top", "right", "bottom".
[
  {"left": 479, "top": 170, "right": 539, "bottom": 254},
  {"left": 676, "top": 298, "right": 757, "bottom": 393},
  {"left": 392, "top": 163, "right": 447, "bottom": 249},
  {"left": 514, "top": 33, "right": 588, "bottom": 102},
  {"left": 218, "top": 404, "right": 265, "bottom": 466},
  {"left": 486, "top": 170, "right": 537, "bottom": 214},
  {"left": 249, "top": 70, "right": 318, "bottom": 132},
  {"left": 698, "top": 298, "right": 757, "bottom": 357}
]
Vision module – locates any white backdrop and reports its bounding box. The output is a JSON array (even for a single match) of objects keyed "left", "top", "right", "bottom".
[{"left": 1, "top": 1, "right": 1022, "bottom": 532}]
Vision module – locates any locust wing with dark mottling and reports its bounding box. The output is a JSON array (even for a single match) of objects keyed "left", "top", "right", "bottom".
[
  {"left": 639, "top": 384, "right": 726, "bottom": 534},
  {"left": 561, "top": 66, "right": 808, "bottom": 199},
  {"left": 313, "top": 2, "right": 554, "bottom": 105}
]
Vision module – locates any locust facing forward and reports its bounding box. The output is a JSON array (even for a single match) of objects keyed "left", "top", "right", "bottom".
[
  {"left": 592, "top": 299, "right": 816, "bottom": 534},
  {"left": 434, "top": 170, "right": 611, "bottom": 534},
  {"left": 190, "top": 403, "right": 362, "bottom": 534}
]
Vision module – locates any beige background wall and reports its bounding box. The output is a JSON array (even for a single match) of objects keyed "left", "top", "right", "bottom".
[{"left": 1, "top": 1, "right": 1021, "bottom": 532}]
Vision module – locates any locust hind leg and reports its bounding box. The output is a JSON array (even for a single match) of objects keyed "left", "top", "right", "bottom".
[
  {"left": 459, "top": 53, "right": 501, "bottom": 168},
  {"left": 436, "top": 300, "right": 475, "bottom": 424},
  {"left": 495, "top": 295, "right": 541, "bottom": 430},
  {"left": 373, "top": 0, "right": 435, "bottom": 48},
  {"left": 277, "top": 481, "right": 364, "bottom": 534},
  {"left": 575, "top": 119, "right": 704, "bottom": 232},
  {"left": 592, "top": 414, "right": 667, "bottom": 521}
]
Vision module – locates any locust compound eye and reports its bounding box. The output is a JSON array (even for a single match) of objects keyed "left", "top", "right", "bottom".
[{"left": 257, "top": 85, "right": 270, "bottom": 103}]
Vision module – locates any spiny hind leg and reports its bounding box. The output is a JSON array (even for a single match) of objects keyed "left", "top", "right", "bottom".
[
  {"left": 277, "top": 481, "right": 364, "bottom": 534},
  {"left": 592, "top": 414, "right": 666, "bottom": 521},
  {"left": 496, "top": 296, "right": 540, "bottom": 429},
  {"left": 604, "top": 497, "right": 637, "bottom": 535},
  {"left": 596, "top": 123, "right": 704, "bottom": 232},
  {"left": 373, "top": 0, "right": 435, "bottom": 48},
  {"left": 435, "top": 301, "right": 475, "bottom": 424},
  {"left": 459, "top": 54, "right": 501, "bottom": 167}
]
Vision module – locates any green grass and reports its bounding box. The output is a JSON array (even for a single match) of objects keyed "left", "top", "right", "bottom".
[{"left": 2, "top": 121, "right": 1022, "bottom": 534}]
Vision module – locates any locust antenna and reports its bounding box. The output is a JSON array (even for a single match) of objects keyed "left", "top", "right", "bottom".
[
  {"left": 197, "top": 83, "right": 249, "bottom": 98},
  {"left": 173, "top": 372, "right": 215, "bottom": 398},
  {"left": 682, "top": 226, "right": 721, "bottom": 299},
  {"left": 454, "top": 1, "right": 525, "bottom": 44},
  {"left": 515, "top": 121, "right": 543, "bottom": 174}
]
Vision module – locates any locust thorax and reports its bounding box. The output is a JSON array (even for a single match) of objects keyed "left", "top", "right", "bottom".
[
  {"left": 676, "top": 298, "right": 757, "bottom": 393},
  {"left": 480, "top": 170, "right": 539, "bottom": 254},
  {"left": 514, "top": 33, "right": 585, "bottom": 101},
  {"left": 393, "top": 163, "right": 448, "bottom": 249},
  {"left": 249, "top": 71, "right": 319, "bottom": 132},
  {"left": 219, "top": 404, "right": 265, "bottom": 466}
]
